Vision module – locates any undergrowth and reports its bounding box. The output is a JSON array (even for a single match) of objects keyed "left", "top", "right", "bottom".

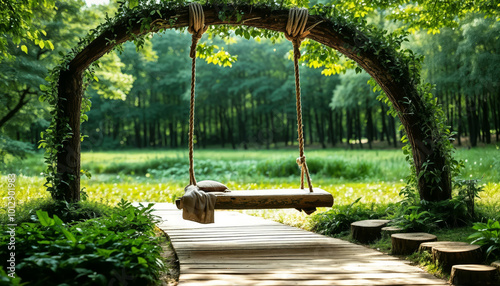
[{"left": 0, "top": 199, "right": 166, "bottom": 285}]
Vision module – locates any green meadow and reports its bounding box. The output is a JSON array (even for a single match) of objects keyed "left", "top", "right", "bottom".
[{"left": 1, "top": 146, "right": 498, "bottom": 213}]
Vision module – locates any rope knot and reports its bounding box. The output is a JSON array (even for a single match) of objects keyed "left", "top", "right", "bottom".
[
  {"left": 188, "top": 3, "right": 208, "bottom": 59},
  {"left": 296, "top": 156, "right": 306, "bottom": 167},
  {"left": 285, "top": 8, "right": 309, "bottom": 59}
]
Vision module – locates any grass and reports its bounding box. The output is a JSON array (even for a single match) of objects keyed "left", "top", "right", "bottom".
[{"left": 1, "top": 146, "right": 498, "bottom": 211}]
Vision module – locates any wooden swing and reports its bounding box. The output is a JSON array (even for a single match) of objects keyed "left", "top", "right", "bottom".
[{"left": 175, "top": 4, "right": 333, "bottom": 215}]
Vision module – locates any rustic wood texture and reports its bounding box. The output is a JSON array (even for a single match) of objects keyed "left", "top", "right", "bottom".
[
  {"left": 351, "top": 220, "right": 390, "bottom": 243},
  {"left": 450, "top": 264, "right": 500, "bottom": 286},
  {"left": 176, "top": 188, "right": 334, "bottom": 210},
  {"left": 418, "top": 241, "right": 470, "bottom": 253},
  {"left": 391, "top": 233, "right": 437, "bottom": 255},
  {"left": 150, "top": 203, "right": 448, "bottom": 285},
  {"left": 432, "top": 244, "right": 483, "bottom": 272}
]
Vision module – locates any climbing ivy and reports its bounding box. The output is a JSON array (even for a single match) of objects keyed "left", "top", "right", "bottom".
[{"left": 39, "top": 0, "right": 462, "bottom": 202}]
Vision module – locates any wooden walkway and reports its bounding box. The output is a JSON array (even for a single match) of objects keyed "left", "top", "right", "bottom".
[{"left": 152, "top": 203, "right": 448, "bottom": 286}]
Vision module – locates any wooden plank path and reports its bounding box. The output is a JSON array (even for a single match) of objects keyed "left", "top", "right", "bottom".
[{"left": 151, "top": 203, "right": 448, "bottom": 286}]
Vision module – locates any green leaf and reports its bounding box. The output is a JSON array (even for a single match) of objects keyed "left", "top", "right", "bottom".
[
  {"left": 36, "top": 210, "right": 54, "bottom": 226},
  {"left": 39, "top": 40, "right": 45, "bottom": 49},
  {"left": 128, "top": 0, "right": 138, "bottom": 9},
  {"left": 46, "top": 40, "right": 54, "bottom": 50},
  {"left": 21, "top": 45, "right": 28, "bottom": 54},
  {"left": 61, "top": 228, "right": 77, "bottom": 244},
  {"left": 137, "top": 256, "right": 148, "bottom": 266}
]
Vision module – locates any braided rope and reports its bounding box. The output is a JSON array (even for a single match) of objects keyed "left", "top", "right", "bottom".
[
  {"left": 285, "top": 8, "right": 317, "bottom": 193},
  {"left": 187, "top": 3, "right": 208, "bottom": 186}
]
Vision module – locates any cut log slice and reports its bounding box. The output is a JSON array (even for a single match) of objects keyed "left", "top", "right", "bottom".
[
  {"left": 432, "top": 244, "right": 483, "bottom": 272},
  {"left": 381, "top": 226, "right": 402, "bottom": 238},
  {"left": 350, "top": 219, "right": 390, "bottom": 243},
  {"left": 391, "top": 232, "right": 437, "bottom": 255},
  {"left": 419, "top": 241, "right": 470, "bottom": 253},
  {"left": 450, "top": 264, "right": 500, "bottom": 286},
  {"left": 492, "top": 260, "right": 500, "bottom": 272}
]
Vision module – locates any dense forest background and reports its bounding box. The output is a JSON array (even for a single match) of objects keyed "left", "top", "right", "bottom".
[{"left": 1, "top": 0, "right": 499, "bottom": 160}]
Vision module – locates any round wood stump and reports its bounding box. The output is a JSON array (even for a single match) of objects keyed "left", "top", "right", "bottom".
[
  {"left": 450, "top": 264, "right": 500, "bottom": 286},
  {"left": 432, "top": 244, "right": 482, "bottom": 272},
  {"left": 492, "top": 261, "right": 500, "bottom": 271},
  {"left": 351, "top": 219, "right": 390, "bottom": 243},
  {"left": 381, "top": 226, "right": 402, "bottom": 239},
  {"left": 391, "top": 232, "right": 437, "bottom": 255},
  {"left": 419, "top": 241, "right": 470, "bottom": 253}
]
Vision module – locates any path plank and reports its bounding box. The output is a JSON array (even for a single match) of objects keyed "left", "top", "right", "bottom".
[{"left": 151, "top": 203, "right": 447, "bottom": 286}]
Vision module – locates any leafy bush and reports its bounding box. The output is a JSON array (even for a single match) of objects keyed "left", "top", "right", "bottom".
[
  {"left": 469, "top": 219, "right": 500, "bottom": 260},
  {"left": 0, "top": 198, "right": 113, "bottom": 225},
  {"left": 310, "top": 198, "right": 390, "bottom": 237},
  {"left": 393, "top": 181, "right": 475, "bottom": 232},
  {"left": 0, "top": 200, "right": 164, "bottom": 285}
]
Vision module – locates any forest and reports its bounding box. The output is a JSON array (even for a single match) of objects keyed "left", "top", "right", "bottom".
[{"left": 1, "top": 0, "right": 499, "bottom": 157}]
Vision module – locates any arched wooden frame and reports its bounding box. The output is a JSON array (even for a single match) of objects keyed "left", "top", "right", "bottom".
[{"left": 55, "top": 4, "right": 451, "bottom": 202}]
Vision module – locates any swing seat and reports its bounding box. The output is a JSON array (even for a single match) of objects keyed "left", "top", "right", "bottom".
[{"left": 175, "top": 188, "right": 333, "bottom": 211}]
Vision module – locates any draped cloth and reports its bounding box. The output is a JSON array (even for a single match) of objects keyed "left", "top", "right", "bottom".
[{"left": 182, "top": 185, "right": 216, "bottom": 224}]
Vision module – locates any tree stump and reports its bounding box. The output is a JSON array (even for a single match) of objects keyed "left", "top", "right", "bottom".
[
  {"left": 381, "top": 226, "right": 402, "bottom": 239},
  {"left": 432, "top": 244, "right": 482, "bottom": 272},
  {"left": 450, "top": 264, "right": 500, "bottom": 286},
  {"left": 351, "top": 219, "right": 390, "bottom": 243},
  {"left": 419, "top": 241, "right": 470, "bottom": 253},
  {"left": 492, "top": 261, "right": 500, "bottom": 272},
  {"left": 391, "top": 232, "right": 437, "bottom": 255}
]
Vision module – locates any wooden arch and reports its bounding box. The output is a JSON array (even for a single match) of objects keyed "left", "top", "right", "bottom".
[{"left": 55, "top": 4, "right": 451, "bottom": 202}]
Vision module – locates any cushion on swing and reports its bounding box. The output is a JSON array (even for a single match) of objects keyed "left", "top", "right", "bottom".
[{"left": 196, "top": 180, "right": 229, "bottom": 192}]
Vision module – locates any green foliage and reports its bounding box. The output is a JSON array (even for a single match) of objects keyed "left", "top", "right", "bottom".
[
  {"left": 0, "top": 0, "right": 56, "bottom": 61},
  {"left": 0, "top": 136, "right": 34, "bottom": 163},
  {"left": 310, "top": 198, "right": 390, "bottom": 236},
  {"left": 393, "top": 185, "right": 478, "bottom": 232},
  {"left": 0, "top": 200, "right": 163, "bottom": 285},
  {"left": 469, "top": 219, "right": 500, "bottom": 260}
]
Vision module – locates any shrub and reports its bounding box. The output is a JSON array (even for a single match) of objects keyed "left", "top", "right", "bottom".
[
  {"left": 469, "top": 219, "right": 500, "bottom": 260},
  {"left": 0, "top": 200, "right": 164, "bottom": 285}
]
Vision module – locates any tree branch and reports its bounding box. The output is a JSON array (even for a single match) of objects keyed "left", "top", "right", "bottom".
[{"left": 0, "top": 88, "right": 32, "bottom": 129}]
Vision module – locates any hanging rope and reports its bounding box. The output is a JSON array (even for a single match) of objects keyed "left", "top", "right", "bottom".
[
  {"left": 285, "top": 8, "right": 321, "bottom": 193},
  {"left": 187, "top": 3, "right": 208, "bottom": 186}
]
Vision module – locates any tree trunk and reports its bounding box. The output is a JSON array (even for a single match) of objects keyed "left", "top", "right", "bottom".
[
  {"left": 466, "top": 97, "right": 478, "bottom": 147},
  {"left": 366, "top": 101, "right": 373, "bottom": 149},
  {"left": 328, "top": 109, "right": 336, "bottom": 146},
  {"left": 346, "top": 109, "right": 353, "bottom": 149},
  {"left": 355, "top": 107, "right": 363, "bottom": 148},
  {"left": 482, "top": 94, "right": 491, "bottom": 144},
  {"left": 55, "top": 70, "right": 83, "bottom": 202}
]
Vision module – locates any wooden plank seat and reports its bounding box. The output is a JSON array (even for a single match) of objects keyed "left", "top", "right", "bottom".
[{"left": 175, "top": 188, "right": 334, "bottom": 211}]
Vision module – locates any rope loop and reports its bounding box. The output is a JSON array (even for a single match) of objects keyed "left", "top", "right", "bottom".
[
  {"left": 187, "top": 2, "right": 208, "bottom": 186},
  {"left": 286, "top": 7, "right": 316, "bottom": 193},
  {"left": 188, "top": 2, "right": 208, "bottom": 59}
]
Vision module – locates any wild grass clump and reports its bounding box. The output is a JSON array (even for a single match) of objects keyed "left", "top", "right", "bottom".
[{"left": 310, "top": 198, "right": 394, "bottom": 237}]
